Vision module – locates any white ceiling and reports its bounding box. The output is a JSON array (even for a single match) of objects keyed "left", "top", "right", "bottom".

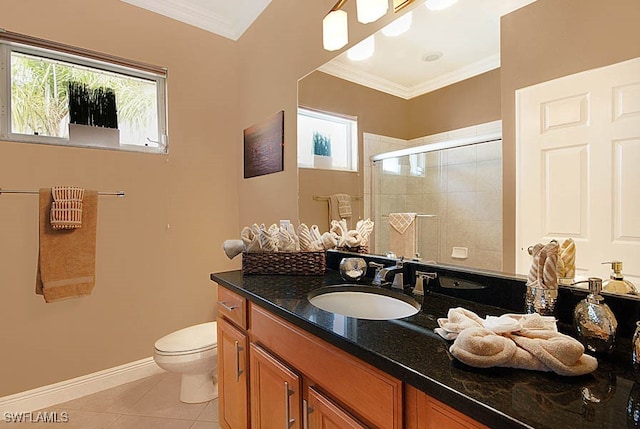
[
  {"left": 319, "top": 0, "right": 536, "bottom": 99},
  {"left": 121, "top": 0, "right": 535, "bottom": 99},
  {"left": 120, "top": 0, "right": 272, "bottom": 41}
]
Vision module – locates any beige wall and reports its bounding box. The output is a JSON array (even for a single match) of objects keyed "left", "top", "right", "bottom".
[
  {"left": 407, "top": 69, "right": 501, "bottom": 139},
  {"left": 1, "top": 1, "right": 240, "bottom": 396},
  {"left": 500, "top": 0, "right": 640, "bottom": 272}
]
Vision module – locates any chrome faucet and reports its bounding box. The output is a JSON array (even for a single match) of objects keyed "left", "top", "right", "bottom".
[
  {"left": 373, "top": 261, "right": 405, "bottom": 289},
  {"left": 413, "top": 271, "right": 438, "bottom": 295}
]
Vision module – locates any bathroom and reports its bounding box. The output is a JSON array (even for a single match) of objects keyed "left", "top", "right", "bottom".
[{"left": 1, "top": 0, "right": 639, "bottom": 427}]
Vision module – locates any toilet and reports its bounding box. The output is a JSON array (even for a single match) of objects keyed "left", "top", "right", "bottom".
[{"left": 153, "top": 321, "right": 218, "bottom": 403}]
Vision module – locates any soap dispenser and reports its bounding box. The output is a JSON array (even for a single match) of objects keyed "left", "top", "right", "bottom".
[
  {"left": 573, "top": 277, "right": 618, "bottom": 353},
  {"left": 602, "top": 261, "right": 637, "bottom": 294}
]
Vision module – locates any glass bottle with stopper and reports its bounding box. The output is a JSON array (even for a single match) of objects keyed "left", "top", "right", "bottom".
[
  {"left": 573, "top": 277, "right": 618, "bottom": 353},
  {"left": 602, "top": 261, "right": 636, "bottom": 294}
]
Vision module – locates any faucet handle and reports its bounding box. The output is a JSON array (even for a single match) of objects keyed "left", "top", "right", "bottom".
[
  {"left": 413, "top": 271, "right": 438, "bottom": 295},
  {"left": 368, "top": 262, "right": 384, "bottom": 269}
]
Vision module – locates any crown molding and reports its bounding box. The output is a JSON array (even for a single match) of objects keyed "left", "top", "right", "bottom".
[
  {"left": 318, "top": 53, "right": 500, "bottom": 100},
  {"left": 121, "top": 0, "right": 271, "bottom": 41}
]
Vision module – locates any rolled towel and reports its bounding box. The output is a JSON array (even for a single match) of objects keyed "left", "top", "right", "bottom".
[
  {"left": 241, "top": 225, "right": 262, "bottom": 252},
  {"left": 541, "top": 241, "right": 558, "bottom": 289},
  {"left": 310, "top": 225, "right": 323, "bottom": 242},
  {"left": 510, "top": 330, "right": 598, "bottom": 376},
  {"left": 527, "top": 243, "right": 544, "bottom": 285},
  {"left": 278, "top": 227, "right": 297, "bottom": 252},
  {"left": 287, "top": 223, "right": 301, "bottom": 251},
  {"left": 343, "top": 230, "right": 362, "bottom": 248},
  {"left": 259, "top": 224, "right": 279, "bottom": 252},
  {"left": 559, "top": 238, "right": 576, "bottom": 278},
  {"left": 330, "top": 219, "right": 349, "bottom": 247},
  {"left": 356, "top": 219, "right": 374, "bottom": 246},
  {"left": 298, "top": 224, "right": 314, "bottom": 251},
  {"left": 321, "top": 232, "right": 338, "bottom": 250},
  {"left": 223, "top": 239, "right": 244, "bottom": 259},
  {"left": 450, "top": 327, "right": 518, "bottom": 368},
  {"left": 504, "top": 313, "right": 557, "bottom": 331}
]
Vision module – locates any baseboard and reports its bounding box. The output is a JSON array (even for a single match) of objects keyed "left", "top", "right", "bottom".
[{"left": 0, "top": 357, "right": 164, "bottom": 413}]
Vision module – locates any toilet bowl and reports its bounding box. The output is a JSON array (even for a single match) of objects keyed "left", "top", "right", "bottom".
[{"left": 153, "top": 321, "right": 218, "bottom": 403}]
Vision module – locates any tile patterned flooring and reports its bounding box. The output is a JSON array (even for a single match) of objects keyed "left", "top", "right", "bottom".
[{"left": 1, "top": 372, "right": 220, "bottom": 428}]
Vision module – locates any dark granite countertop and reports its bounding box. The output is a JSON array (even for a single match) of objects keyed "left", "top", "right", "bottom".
[{"left": 210, "top": 269, "right": 640, "bottom": 429}]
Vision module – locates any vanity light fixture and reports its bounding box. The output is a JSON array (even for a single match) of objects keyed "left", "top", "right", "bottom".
[
  {"left": 347, "top": 35, "right": 375, "bottom": 60},
  {"left": 323, "top": 0, "right": 402, "bottom": 51},
  {"left": 356, "top": 0, "right": 389, "bottom": 23},
  {"left": 425, "top": 0, "right": 458, "bottom": 11},
  {"left": 381, "top": 10, "right": 412, "bottom": 36}
]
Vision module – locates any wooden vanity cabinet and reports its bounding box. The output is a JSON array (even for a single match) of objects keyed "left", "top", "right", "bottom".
[
  {"left": 217, "top": 288, "right": 249, "bottom": 429},
  {"left": 405, "top": 385, "right": 489, "bottom": 429},
  {"left": 216, "top": 284, "right": 488, "bottom": 429}
]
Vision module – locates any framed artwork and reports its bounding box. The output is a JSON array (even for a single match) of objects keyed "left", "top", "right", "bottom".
[{"left": 243, "top": 110, "right": 284, "bottom": 179}]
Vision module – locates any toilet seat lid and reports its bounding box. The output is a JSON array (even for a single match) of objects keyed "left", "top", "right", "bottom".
[{"left": 155, "top": 322, "right": 217, "bottom": 354}]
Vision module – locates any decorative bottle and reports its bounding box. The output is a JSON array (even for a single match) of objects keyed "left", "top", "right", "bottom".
[
  {"left": 602, "top": 261, "right": 636, "bottom": 294},
  {"left": 573, "top": 277, "right": 618, "bottom": 353}
]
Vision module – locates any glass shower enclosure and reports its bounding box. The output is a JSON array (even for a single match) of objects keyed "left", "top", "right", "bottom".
[{"left": 371, "top": 137, "right": 503, "bottom": 272}]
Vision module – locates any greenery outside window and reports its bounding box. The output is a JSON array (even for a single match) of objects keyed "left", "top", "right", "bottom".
[
  {"left": 297, "top": 107, "right": 357, "bottom": 172},
  {"left": 0, "top": 31, "right": 168, "bottom": 153}
]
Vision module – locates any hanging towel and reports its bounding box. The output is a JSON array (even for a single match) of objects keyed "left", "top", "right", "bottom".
[
  {"left": 36, "top": 188, "right": 98, "bottom": 303},
  {"left": 328, "top": 194, "right": 352, "bottom": 228},
  {"left": 388, "top": 213, "right": 417, "bottom": 258}
]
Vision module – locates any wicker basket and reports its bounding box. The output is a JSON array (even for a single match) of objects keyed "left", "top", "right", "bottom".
[
  {"left": 338, "top": 246, "right": 369, "bottom": 254},
  {"left": 242, "top": 251, "right": 326, "bottom": 276}
]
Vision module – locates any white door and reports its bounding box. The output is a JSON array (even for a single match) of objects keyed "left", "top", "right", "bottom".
[{"left": 516, "top": 57, "right": 640, "bottom": 285}]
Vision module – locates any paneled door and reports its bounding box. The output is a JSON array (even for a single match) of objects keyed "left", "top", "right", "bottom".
[
  {"left": 516, "top": 57, "right": 640, "bottom": 284},
  {"left": 250, "top": 343, "right": 301, "bottom": 429}
]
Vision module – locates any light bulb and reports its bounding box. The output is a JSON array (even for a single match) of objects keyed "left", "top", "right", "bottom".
[
  {"left": 356, "top": 0, "right": 388, "bottom": 24},
  {"left": 323, "top": 10, "right": 348, "bottom": 51}
]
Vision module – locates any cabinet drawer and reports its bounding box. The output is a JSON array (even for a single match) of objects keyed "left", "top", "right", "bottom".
[
  {"left": 250, "top": 304, "right": 403, "bottom": 429},
  {"left": 217, "top": 285, "right": 247, "bottom": 329}
]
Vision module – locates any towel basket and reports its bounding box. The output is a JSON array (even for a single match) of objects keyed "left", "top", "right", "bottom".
[{"left": 242, "top": 251, "right": 326, "bottom": 276}]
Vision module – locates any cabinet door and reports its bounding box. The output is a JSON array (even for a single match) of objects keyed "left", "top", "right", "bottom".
[
  {"left": 250, "top": 343, "right": 301, "bottom": 429},
  {"left": 307, "top": 387, "right": 366, "bottom": 429},
  {"left": 405, "top": 385, "right": 488, "bottom": 429},
  {"left": 218, "top": 317, "right": 249, "bottom": 429}
]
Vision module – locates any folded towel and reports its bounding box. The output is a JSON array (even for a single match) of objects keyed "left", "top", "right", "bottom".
[
  {"left": 328, "top": 194, "right": 352, "bottom": 228},
  {"left": 259, "top": 224, "right": 279, "bottom": 252},
  {"left": 439, "top": 307, "right": 597, "bottom": 376},
  {"left": 37, "top": 188, "right": 98, "bottom": 303},
  {"left": 388, "top": 213, "right": 417, "bottom": 259},
  {"left": 50, "top": 186, "right": 85, "bottom": 230}
]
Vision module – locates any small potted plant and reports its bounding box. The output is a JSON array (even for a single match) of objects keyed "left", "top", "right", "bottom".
[{"left": 313, "top": 131, "right": 332, "bottom": 169}]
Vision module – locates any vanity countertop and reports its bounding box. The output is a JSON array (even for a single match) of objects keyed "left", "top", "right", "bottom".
[{"left": 210, "top": 269, "right": 639, "bottom": 429}]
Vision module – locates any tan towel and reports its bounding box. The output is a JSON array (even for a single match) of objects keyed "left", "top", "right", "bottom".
[
  {"left": 328, "top": 194, "right": 352, "bottom": 228},
  {"left": 37, "top": 188, "right": 98, "bottom": 303},
  {"left": 388, "top": 213, "right": 417, "bottom": 258}
]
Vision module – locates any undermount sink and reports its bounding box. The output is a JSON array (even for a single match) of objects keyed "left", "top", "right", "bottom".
[{"left": 308, "top": 285, "right": 420, "bottom": 320}]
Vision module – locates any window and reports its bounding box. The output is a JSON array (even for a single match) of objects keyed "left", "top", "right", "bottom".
[
  {"left": 0, "top": 31, "right": 167, "bottom": 153},
  {"left": 297, "top": 107, "right": 357, "bottom": 171}
]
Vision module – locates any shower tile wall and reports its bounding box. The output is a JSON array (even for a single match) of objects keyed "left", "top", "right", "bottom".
[{"left": 365, "top": 121, "right": 503, "bottom": 272}]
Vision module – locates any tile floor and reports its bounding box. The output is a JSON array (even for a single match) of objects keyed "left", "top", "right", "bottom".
[{"left": 1, "top": 372, "right": 220, "bottom": 428}]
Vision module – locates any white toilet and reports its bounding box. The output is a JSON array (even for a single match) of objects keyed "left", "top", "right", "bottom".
[{"left": 153, "top": 321, "right": 218, "bottom": 403}]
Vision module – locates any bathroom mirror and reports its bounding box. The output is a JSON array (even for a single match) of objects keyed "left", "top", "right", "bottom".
[{"left": 297, "top": 0, "right": 640, "bottom": 296}]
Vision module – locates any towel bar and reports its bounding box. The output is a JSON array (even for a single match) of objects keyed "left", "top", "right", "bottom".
[
  {"left": 0, "top": 188, "right": 125, "bottom": 197},
  {"left": 313, "top": 195, "right": 362, "bottom": 201}
]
